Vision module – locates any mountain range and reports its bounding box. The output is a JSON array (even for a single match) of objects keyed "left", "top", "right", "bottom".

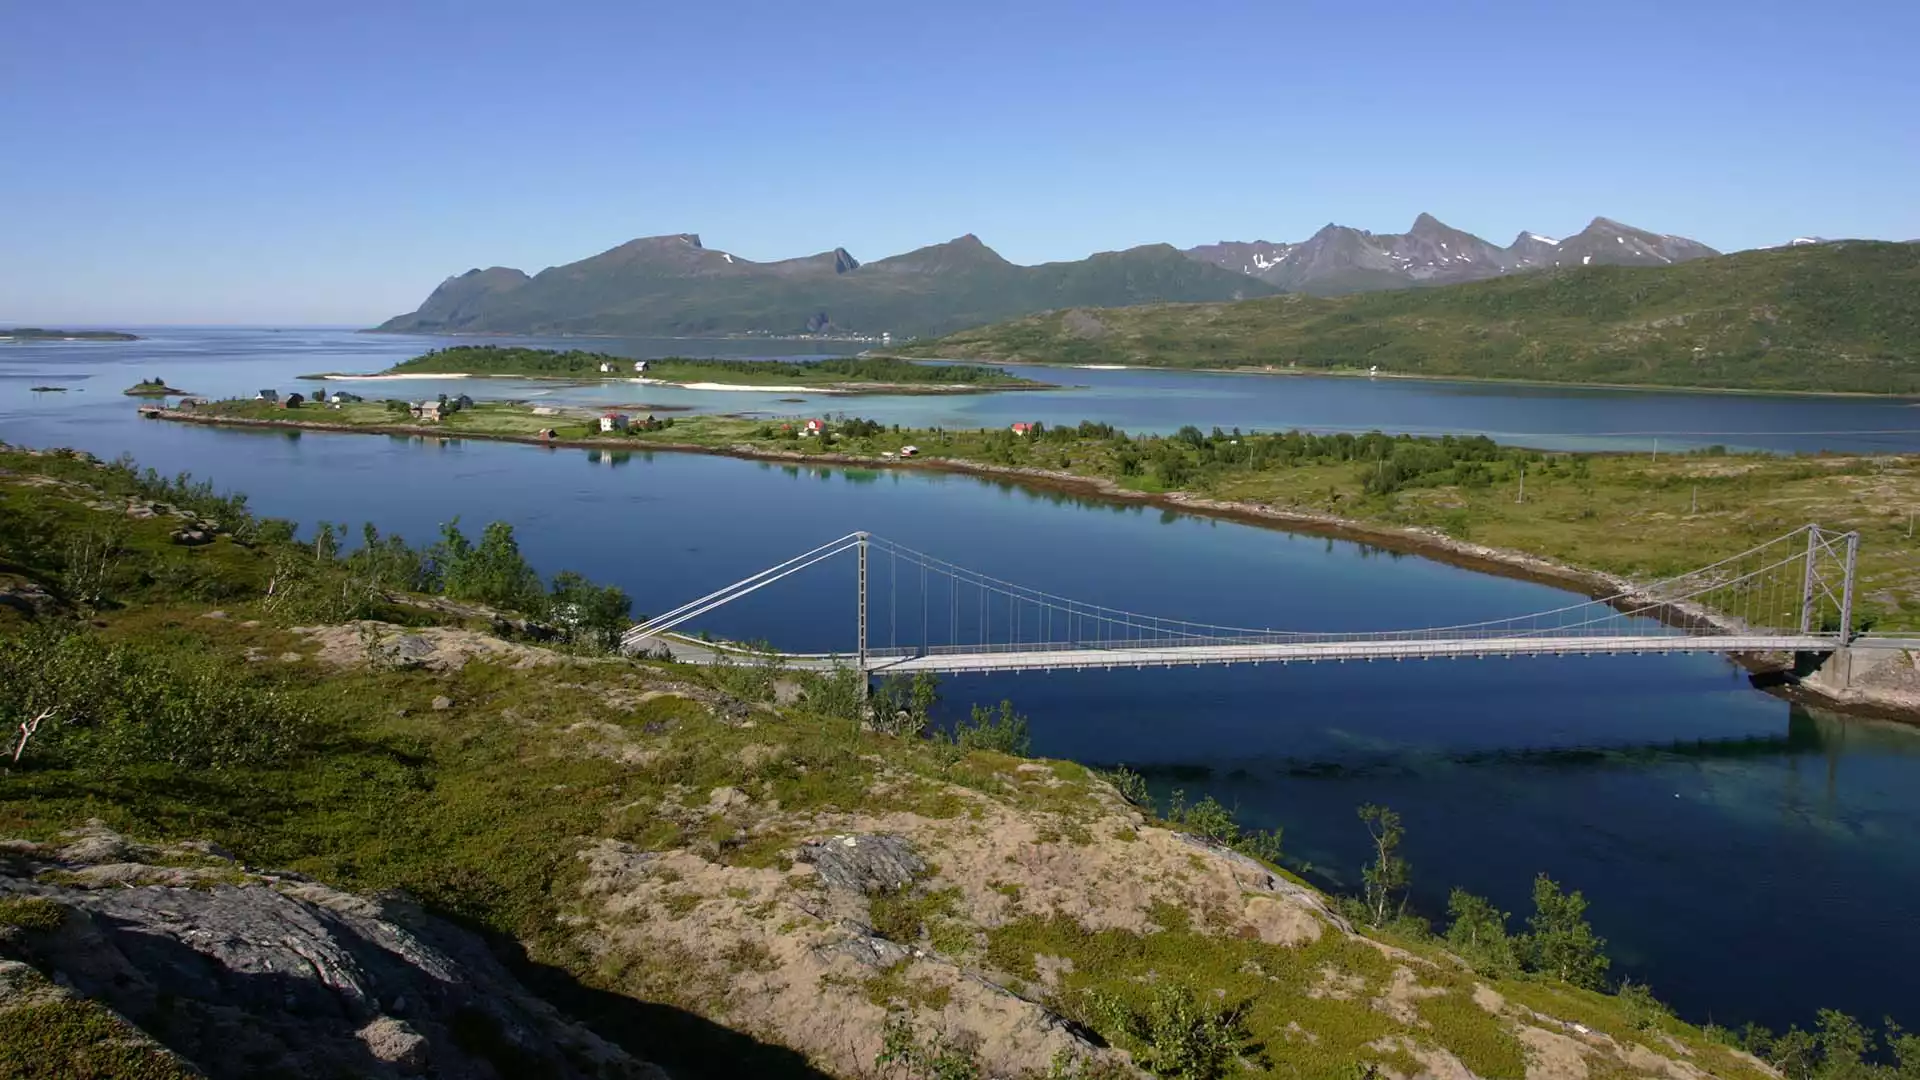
[
  {"left": 374, "top": 216, "right": 1724, "bottom": 339},
  {"left": 1182, "top": 214, "right": 1720, "bottom": 295},
  {"left": 895, "top": 240, "right": 1920, "bottom": 395},
  {"left": 374, "top": 234, "right": 1273, "bottom": 339}
]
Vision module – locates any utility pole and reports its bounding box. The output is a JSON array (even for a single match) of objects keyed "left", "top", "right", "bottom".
[
  {"left": 1651, "top": 438, "right": 1659, "bottom": 464},
  {"left": 1691, "top": 486, "right": 1697, "bottom": 515},
  {"left": 1516, "top": 464, "right": 1525, "bottom": 504}
]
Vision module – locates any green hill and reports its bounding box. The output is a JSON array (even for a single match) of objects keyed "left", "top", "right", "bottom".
[
  {"left": 373, "top": 233, "right": 1276, "bottom": 339},
  {"left": 896, "top": 241, "right": 1920, "bottom": 394}
]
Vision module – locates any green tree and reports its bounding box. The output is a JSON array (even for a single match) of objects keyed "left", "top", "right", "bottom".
[
  {"left": 547, "top": 570, "right": 633, "bottom": 652},
  {"left": 434, "top": 519, "right": 544, "bottom": 612},
  {"left": 1358, "top": 804, "right": 1409, "bottom": 928},
  {"left": 1444, "top": 889, "right": 1517, "bottom": 977},
  {"left": 1518, "top": 873, "right": 1609, "bottom": 990}
]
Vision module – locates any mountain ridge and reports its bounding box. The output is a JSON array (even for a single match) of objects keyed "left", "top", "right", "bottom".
[
  {"left": 894, "top": 240, "right": 1920, "bottom": 395},
  {"left": 375, "top": 233, "right": 1275, "bottom": 339},
  {"left": 1182, "top": 214, "right": 1721, "bottom": 295}
]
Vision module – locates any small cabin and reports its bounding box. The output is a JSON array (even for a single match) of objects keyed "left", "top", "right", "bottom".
[
  {"left": 327, "top": 391, "right": 363, "bottom": 405},
  {"left": 255, "top": 389, "right": 278, "bottom": 402},
  {"left": 1010, "top": 422, "right": 1034, "bottom": 436},
  {"left": 280, "top": 393, "right": 305, "bottom": 409},
  {"left": 899, "top": 445, "right": 919, "bottom": 458},
  {"left": 414, "top": 401, "right": 444, "bottom": 422},
  {"left": 537, "top": 428, "right": 558, "bottom": 440},
  {"left": 598, "top": 362, "right": 615, "bottom": 373},
  {"left": 633, "top": 360, "right": 649, "bottom": 374},
  {"left": 452, "top": 393, "right": 474, "bottom": 409},
  {"left": 802, "top": 419, "right": 825, "bottom": 437},
  {"left": 600, "top": 412, "right": 630, "bottom": 433}
]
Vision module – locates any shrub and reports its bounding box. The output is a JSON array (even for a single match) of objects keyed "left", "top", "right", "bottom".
[
  {"left": 948, "top": 700, "right": 1031, "bottom": 755},
  {"left": 1445, "top": 889, "right": 1518, "bottom": 977},
  {"left": 1089, "top": 981, "right": 1257, "bottom": 1080},
  {"left": 0, "top": 627, "right": 312, "bottom": 772},
  {"left": 1517, "top": 873, "right": 1609, "bottom": 990}
]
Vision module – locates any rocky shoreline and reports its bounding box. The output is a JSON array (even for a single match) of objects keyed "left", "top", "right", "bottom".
[{"left": 145, "top": 407, "right": 1917, "bottom": 720}]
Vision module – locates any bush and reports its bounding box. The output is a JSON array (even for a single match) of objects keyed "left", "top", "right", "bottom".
[
  {"left": 1089, "top": 981, "right": 1257, "bottom": 1080},
  {"left": 1445, "top": 889, "right": 1518, "bottom": 978},
  {"left": 0, "top": 627, "right": 312, "bottom": 772},
  {"left": 949, "top": 700, "right": 1031, "bottom": 755},
  {"left": 1100, "top": 764, "right": 1150, "bottom": 808},
  {"left": 1517, "top": 873, "right": 1609, "bottom": 990}
]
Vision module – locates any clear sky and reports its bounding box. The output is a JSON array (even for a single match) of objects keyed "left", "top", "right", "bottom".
[{"left": 5, "top": 0, "right": 1916, "bottom": 325}]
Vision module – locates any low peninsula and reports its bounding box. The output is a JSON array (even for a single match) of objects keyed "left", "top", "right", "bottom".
[
  {"left": 311, "top": 345, "right": 1055, "bottom": 394},
  {"left": 1, "top": 327, "right": 140, "bottom": 341}
]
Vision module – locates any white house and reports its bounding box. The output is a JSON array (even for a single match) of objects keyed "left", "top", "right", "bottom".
[
  {"left": 633, "top": 360, "right": 649, "bottom": 374},
  {"left": 598, "top": 362, "right": 615, "bottom": 373},
  {"left": 600, "top": 412, "right": 630, "bottom": 433},
  {"left": 899, "top": 445, "right": 919, "bottom": 458},
  {"left": 802, "top": 418, "right": 825, "bottom": 437},
  {"left": 255, "top": 389, "right": 278, "bottom": 402}
]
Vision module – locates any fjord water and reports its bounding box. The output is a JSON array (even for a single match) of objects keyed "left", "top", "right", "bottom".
[{"left": 6, "top": 329, "right": 1920, "bottom": 1033}]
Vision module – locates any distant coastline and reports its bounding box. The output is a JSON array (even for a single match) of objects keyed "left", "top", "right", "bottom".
[{"left": 1, "top": 327, "right": 140, "bottom": 342}]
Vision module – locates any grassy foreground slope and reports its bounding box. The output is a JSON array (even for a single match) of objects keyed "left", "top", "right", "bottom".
[
  {"left": 898, "top": 241, "right": 1920, "bottom": 394},
  {"left": 0, "top": 442, "right": 1803, "bottom": 1079}
]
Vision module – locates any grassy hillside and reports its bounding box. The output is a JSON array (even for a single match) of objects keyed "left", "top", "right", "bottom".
[{"left": 898, "top": 242, "right": 1920, "bottom": 394}]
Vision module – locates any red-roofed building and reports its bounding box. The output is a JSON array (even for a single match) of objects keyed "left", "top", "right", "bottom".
[
  {"left": 1010, "top": 422, "right": 1034, "bottom": 436},
  {"left": 803, "top": 418, "right": 825, "bottom": 437},
  {"left": 600, "top": 412, "right": 630, "bottom": 432}
]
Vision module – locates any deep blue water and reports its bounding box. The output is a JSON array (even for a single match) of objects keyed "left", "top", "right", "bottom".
[{"left": 4, "top": 329, "right": 1918, "bottom": 1034}]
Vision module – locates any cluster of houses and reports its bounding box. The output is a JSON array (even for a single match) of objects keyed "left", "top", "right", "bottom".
[
  {"left": 597, "top": 361, "right": 651, "bottom": 374},
  {"left": 242, "top": 388, "right": 369, "bottom": 409},
  {"left": 409, "top": 393, "right": 474, "bottom": 421},
  {"left": 597, "top": 411, "right": 670, "bottom": 433}
]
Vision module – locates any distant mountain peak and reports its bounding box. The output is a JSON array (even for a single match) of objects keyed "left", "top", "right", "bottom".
[{"left": 1185, "top": 214, "right": 1718, "bottom": 294}]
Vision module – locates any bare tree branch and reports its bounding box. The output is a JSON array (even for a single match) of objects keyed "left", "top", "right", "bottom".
[{"left": 11, "top": 708, "right": 54, "bottom": 764}]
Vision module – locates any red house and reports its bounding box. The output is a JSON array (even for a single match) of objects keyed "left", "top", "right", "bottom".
[
  {"left": 803, "top": 418, "right": 826, "bottom": 437},
  {"left": 1010, "top": 422, "right": 1034, "bottom": 436}
]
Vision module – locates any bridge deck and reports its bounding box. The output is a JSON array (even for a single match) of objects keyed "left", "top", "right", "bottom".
[{"left": 645, "top": 633, "right": 1835, "bottom": 674}]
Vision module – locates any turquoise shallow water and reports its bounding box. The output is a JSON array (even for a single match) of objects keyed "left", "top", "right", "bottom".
[{"left": 4, "top": 328, "right": 1919, "bottom": 1033}]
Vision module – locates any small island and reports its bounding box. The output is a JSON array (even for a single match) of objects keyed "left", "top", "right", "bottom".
[
  {"left": 30, "top": 385, "right": 70, "bottom": 392},
  {"left": 123, "top": 377, "right": 189, "bottom": 396},
  {"left": 311, "top": 345, "right": 1055, "bottom": 394},
  {"left": 2, "top": 327, "right": 140, "bottom": 341}
]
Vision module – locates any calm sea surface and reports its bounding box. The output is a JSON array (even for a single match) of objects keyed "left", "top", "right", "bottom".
[{"left": 4, "top": 328, "right": 1919, "bottom": 1033}]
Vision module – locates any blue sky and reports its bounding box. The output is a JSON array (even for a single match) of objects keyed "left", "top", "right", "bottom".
[{"left": 5, "top": 0, "right": 1916, "bottom": 324}]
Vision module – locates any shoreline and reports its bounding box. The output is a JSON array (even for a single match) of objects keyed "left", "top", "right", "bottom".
[
  {"left": 145, "top": 406, "right": 1915, "bottom": 721},
  {"left": 874, "top": 353, "right": 1920, "bottom": 402},
  {"left": 302, "top": 370, "right": 1056, "bottom": 395}
]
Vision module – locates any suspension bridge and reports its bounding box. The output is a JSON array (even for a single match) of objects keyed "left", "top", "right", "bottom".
[{"left": 621, "top": 525, "right": 1872, "bottom": 683}]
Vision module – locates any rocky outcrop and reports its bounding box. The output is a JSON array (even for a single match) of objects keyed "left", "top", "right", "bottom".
[{"left": 0, "top": 823, "right": 664, "bottom": 1080}]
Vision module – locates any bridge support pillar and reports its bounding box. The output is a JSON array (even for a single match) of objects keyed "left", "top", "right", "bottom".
[{"left": 856, "top": 532, "right": 869, "bottom": 700}]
